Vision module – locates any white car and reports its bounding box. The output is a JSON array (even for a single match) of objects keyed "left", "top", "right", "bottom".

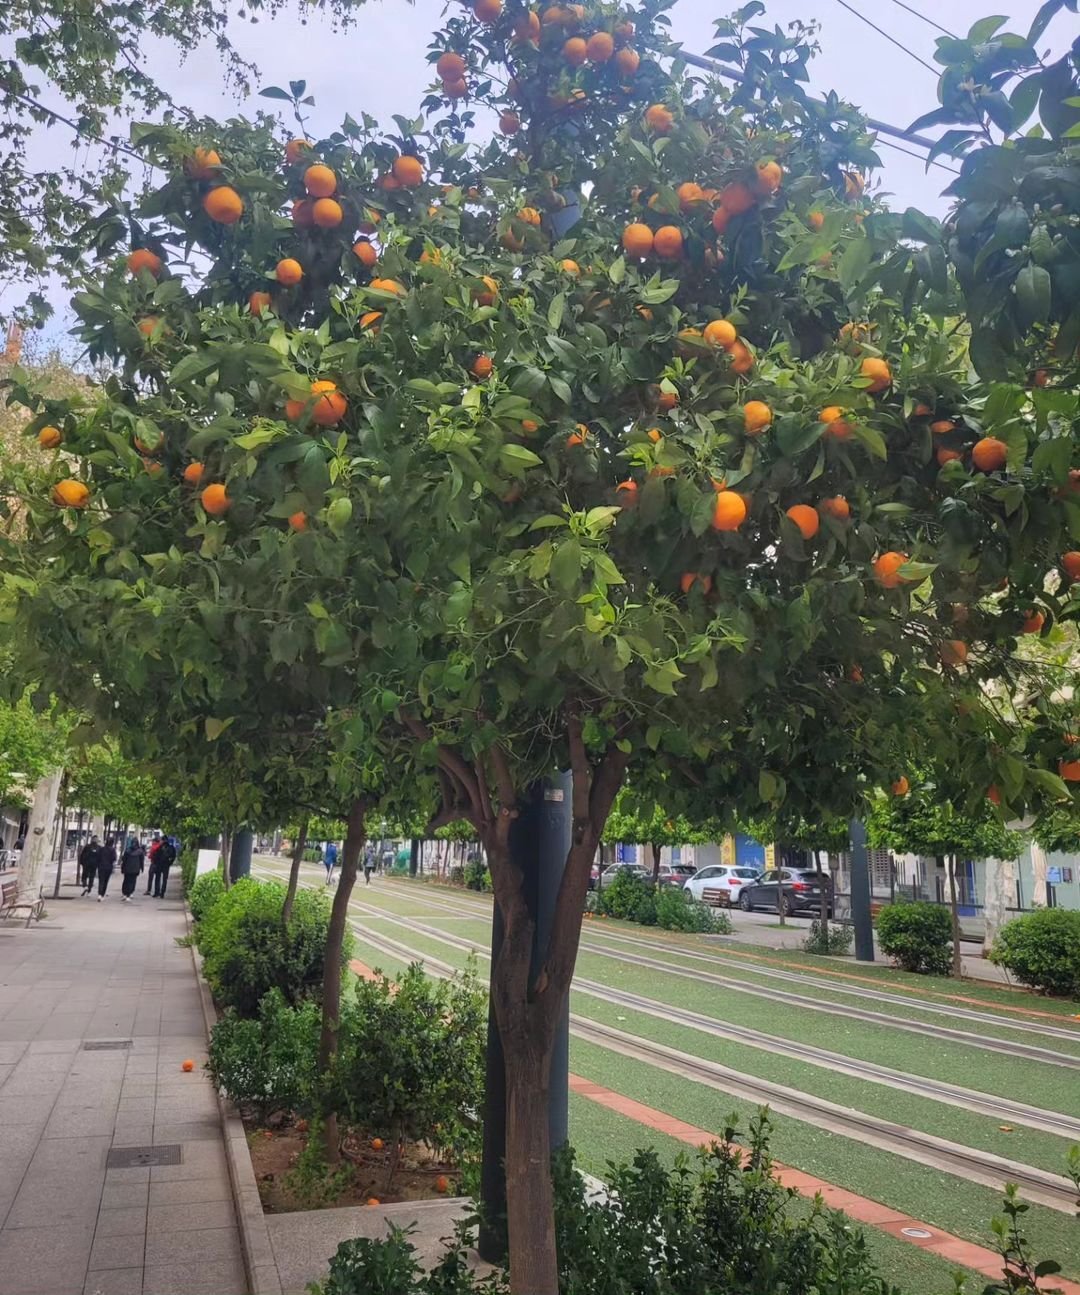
[{"left": 684, "top": 865, "right": 761, "bottom": 904}]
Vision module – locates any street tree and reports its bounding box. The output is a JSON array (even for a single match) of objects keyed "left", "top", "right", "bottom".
[
  {"left": 602, "top": 788, "right": 717, "bottom": 880},
  {"left": 6, "top": 1, "right": 1080, "bottom": 1287}
]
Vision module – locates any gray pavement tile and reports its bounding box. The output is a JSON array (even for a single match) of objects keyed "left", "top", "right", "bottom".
[
  {"left": 0, "top": 1041, "right": 29, "bottom": 1062},
  {"left": 149, "top": 1120, "right": 222, "bottom": 1145},
  {"left": 4, "top": 1182, "right": 102, "bottom": 1229},
  {"left": 0, "top": 1223, "right": 95, "bottom": 1292},
  {"left": 108, "top": 1125, "right": 156, "bottom": 1149},
  {"left": 84, "top": 1268, "right": 143, "bottom": 1295},
  {"left": 146, "top": 1200, "right": 234, "bottom": 1234},
  {"left": 88, "top": 1231, "right": 146, "bottom": 1272},
  {"left": 92, "top": 1208, "right": 147, "bottom": 1239},
  {"left": 104, "top": 1167, "right": 151, "bottom": 1185},
  {"left": 45, "top": 1111, "right": 122, "bottom": 1139},
  {"left": 140, "top": 1258, "right": 246, "bottom": 1295},
  {"left": 99, "top": 1183, "right": 149, "bottom": 1212},
  {"left": 144, "top": 1225, "right": 240, "bottom": 1265},
  {"left": 146, "top": 1177, "right": 231, "bottom": 1207}
]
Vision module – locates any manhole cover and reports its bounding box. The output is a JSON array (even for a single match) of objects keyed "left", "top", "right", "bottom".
[
  {"left": 901, "top": 1227, "right": 933, "bottom": 1240},
  {"left": 106, "top": 1145, "right": 182, "bottom": 1169},
  {"left": 83, "top": 1040, "right": 133, "bottom": 1051}
]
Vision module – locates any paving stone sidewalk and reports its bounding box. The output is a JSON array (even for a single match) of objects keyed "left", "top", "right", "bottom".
[{"left": 0, "top": 865, "right": 245, "bottom": 1295}]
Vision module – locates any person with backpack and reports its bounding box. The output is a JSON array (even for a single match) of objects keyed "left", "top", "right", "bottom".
[
  {"left": 152, "top": 836, "right": 177, "bottom": 897},
  {"left": 79, "top": 834, "right": 104, "bottom": 895},
  {"left": 120, "top": 834, "right": 145, "bottom": 901},
  {"left": 145, "top": 833, "right": 163, "bottom": 895},
  {"left": 97, "top": 835, "right": 117, "bottom": 900}
]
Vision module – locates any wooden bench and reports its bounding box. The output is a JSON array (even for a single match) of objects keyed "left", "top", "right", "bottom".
[
  {"left": 0, "top": 877, "right": 46, "bottom": 927},
  {"left": 702, "top": 887, "right": 733, "bottom": 908}
]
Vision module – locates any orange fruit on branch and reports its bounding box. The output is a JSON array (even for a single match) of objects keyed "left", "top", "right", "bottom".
[
  {"left": 728, "top": 341, "right": 753, "bottom": 374},
  {"left": 499, "top": 111, "right": 521, "bottom": 135},
  {"left": 518, "top": 206, "right": 541, "bottom": 226},
  {"left": 182, "top": 462, "right": 205, "bottom": 486},
  {"left": 137, "top": 316, "right": 162, "bottom": 337},
  {"left": 644, "top": 104, "right": 674, "bottom": 134},
  {"left": 436, "top": 51, "right": 466, "bottom": 81},
  {"left": 860, "top": 356, "right": 891, "bottom": 394},
  {"left": 304, "top": 164, "right": 337, "bottom": 197},
  {"left": 276, "top": 258, "right": 303, "bottom": 286},
  {"left": 512, "top": 10, "right": 541, "bottom": 42},
  {"left": 807, "top": 210, "right": 824, "bottom": 230},
  {"left": 559, "top": 259, "right": 580, "bottom": 274},
  {"left": 434, "top": 1175, "right": 451, "bottom": 1194},
  {"left": 680, "top": 572, "right": 712, "bottom": 595},
  {"left": 443, "top": 78, "right": 469, "bottom": 99},
  {"left": 473, "top": 0, "right": 502, "bottom": 21},
  {"left": 1059, "top": 759, "right": 1080, "bottom": 782},
  {"left": 615, "top": 479, "right": 638, "bottom": 504},
  {"left": 312, "top": 198, "right": 343, "bottom": 228},
  {"left": 310, "top": 380, "right": 348, "bottom": 427},
  {"left": 873, "top": 551, "right": 910, "bottom": 589},
  {"left": 473, "top": 275, "right": 499, "bottom": 305},
  {"left": 622, "top": 223, "right": 654, "bottom": 258},
  {"left": 676, "top": 182, "right": 704, "bottom": 211},
  {"left": 563, "top": 36, "right": 587, "bottom": 65},
  {"left": 936, "top": 448, "right": 962, "bottom": 465},
  {"left": 891, "top": 776, "right": 910, "bottom": 797},
  {"left": 718, "top": 182, "right": 755, "bottom": 215},
  {"left": 567, "top": 424, "right": 588, "bottom": 447},
  {"left": 743, "top": 400, "right": 772, "bottom": 435},
  {"left": 184, "top": 148, "right": 221, "bottom": 180},
  {"left": 248, "top": 291, "right": 272, "bottom": 315},
  {"left": 202, "top": 186, "right": 243, "bottom": 224},
  {"left": 971, "top": 437, "right": 1007, "bottom": 473},
  {"left": 393, "top": 155, "right": 424, "bottom": 187},
  {"left": 987, "top": 785, "right": 1002, "bottom": 806},
  {"left": 1021, "top": 610, "right": 1045, "bottom": 634},
  {"left": 370, "top": 277, "right": 406, "bottom": 296},
  {"left": 37, "top": 426, "right": 62, "bottom": 449},
  {"left": 755, "top": 160, "right": 783, "bottom": 194},
  {"left": 703, "top": 319, "right": 736, "bottom": 349},
  {"left": 352, "top": 239, "right": 377, "bottom": 268},
  {"left": 940, "top": 639, "right": 968, "bottom": 667},
  {"left": 285, "top": 138, "right": 310, "bottom": 164},
  {"left": 930, "top": 419, "right": 956, "bottom": 436},
  {"left": 656, "top": 388, "right": 679, "bottom": 412},
  {"left": 818, "top": 495, "right": 850, "bottom": 522},
  {"left": 359, "top": 311, "right": 383, "bottom": 332},
  {"left": 653, "top": 226, "right": 683, "bottom": 260},
  {"left": 1061, "top": 552, "right": 1080, "bottom": 581},
  {"left": 52, "top": 479, "right": 88, "bottom": 508},
  {"left": 201, "top": 483, "right": 230, "bottom": 515},
  {"left": 292, "top": 198, "right": 315, "bottom": 228},
  {"left": 471, "top": 354, "right": 493, "bottom": 380},
  {"left": 786, "top": 504, "right": 819, "bottom": 540},
  {"left": 710, "top": 206, "right": 731, "bottom": 236},
  {"left": 613, "top": 45, "right": 640, "bottom": 75},
  {"left": 712, "top": 490, "right": 747, "bottom": 532},
  {"left": 586, "top": 31, "right": 614, "bottom": 61},
  {"left": 128, "top": 248, "right": 162, "bottom": 277}
]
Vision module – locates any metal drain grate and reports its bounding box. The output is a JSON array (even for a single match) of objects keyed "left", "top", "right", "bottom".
[
  {"left": 82, "top": 1039, "right": 133, "bottom": 1051},
  {"left": 106, "top": 1144, "right": 182, "bottom": 1169}
]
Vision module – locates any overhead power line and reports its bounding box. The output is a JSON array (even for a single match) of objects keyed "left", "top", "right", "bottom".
[
  {"left": 886, "top": 0, "right": 957, "bottom": 40},
  {"left": 832, "top": 0, "right": 940, "bottom": 76}
]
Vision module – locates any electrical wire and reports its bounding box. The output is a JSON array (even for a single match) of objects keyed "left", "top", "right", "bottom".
[
  {"left": 876, "top": 135, "right": 960, "bottom": 176},
  {"left": 886, "top": 0, "right": 957, "bottom": 40},
  {"left": 5, "top": 87, "right": 162, "bottom": 170},
  {"left": 832, "top": 0, "right": 941, "bottom": 76}
]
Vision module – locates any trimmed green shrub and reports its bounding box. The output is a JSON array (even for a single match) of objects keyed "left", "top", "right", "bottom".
[
  {"left": 802, "top": 920, "right": 854, "bottom": 956},
  {"left": 188, "top": 870, "right": 224, "bottom": 923},
  {"left": 196, "top": 877, "right": 343, "bottom": 1016},
  {"left": 463, "top": 858, "right": 491, "bottom": 892},
  {"left": 207, "top": 989, "right": 322, "bottom": 1119},
  {"left": 654, "top": 885, "right": 732, "bottom": 934},
  {"left": 596, "top": 870, "right": 657, "bottom": 924},
  {"left": 988, "top": 908, "right": 1080, "bottom": 998},
  {"left": 876, "top": 900, "right": 953, "bottom": 975}
]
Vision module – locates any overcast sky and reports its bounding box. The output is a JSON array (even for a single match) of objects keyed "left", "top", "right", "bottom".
[{"left": 11, "top": 0, "right": 1069, "bottom": 340}]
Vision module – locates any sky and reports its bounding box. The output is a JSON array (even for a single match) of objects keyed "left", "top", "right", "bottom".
[{"left": 8, "top": 0, "right": 1069, "bottom": 338}]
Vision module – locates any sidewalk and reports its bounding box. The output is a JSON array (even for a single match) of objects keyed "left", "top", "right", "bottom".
[{"left": 0, "top": 863, "right": 245, "bottom": 1295}]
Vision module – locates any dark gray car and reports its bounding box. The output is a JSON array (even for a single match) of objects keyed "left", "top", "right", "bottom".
[{"left": 737, "top": 868, "right": 834, "bottom": 915}]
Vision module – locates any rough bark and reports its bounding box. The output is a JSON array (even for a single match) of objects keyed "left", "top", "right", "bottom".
[
  {"left": 982, "top": 856, "right": 1017, "bottom": 954},
  {"left": 945, "top": 855, "right": 962, "bottom": 978},
  {"left": 410, "top": 837, "right": 420, "bottom": 877},
  {"left": 51, "top": 776, "right": 69, "bottom": 898},
  {"left": 17, "top": 768, "right": 64, "bottom": 905},
  {"left": 503, "top": 1043, "right": 557, "bottom": 1295},
  {"left": 318, "top": 797, "right": 366, "bottom": 1163},
  {"left": 220, "top": 826, "right": 232, "bottom": 889},
  {"left": 281, "top": 818, "right": 308, "bottom": 930},
  {"left": 650, "top": 840, "right": 661, "bottom": 883}
]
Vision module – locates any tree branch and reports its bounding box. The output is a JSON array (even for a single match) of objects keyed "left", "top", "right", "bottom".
[{"left": 399, "top": 709, "right": 484, "bottom": 820}]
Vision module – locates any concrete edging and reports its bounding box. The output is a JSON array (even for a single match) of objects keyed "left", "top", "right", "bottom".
[{"left": 187, "top": 908, "right": 284, "bottom": 1295}]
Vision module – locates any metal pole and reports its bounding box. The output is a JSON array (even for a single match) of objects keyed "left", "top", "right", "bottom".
[
  {"left": 849, "top": 819, "right": 875, "bottom": 962},
  {"left": 229, "top": 828, "right": 254, "bottom": 881}
]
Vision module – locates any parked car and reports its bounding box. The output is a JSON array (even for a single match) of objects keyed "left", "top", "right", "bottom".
[
  {"left": 737, "top": 868, "right": 833, "bottom": 915},
  {"left": 683, "top": 865, "right": 761, "bottom": 904},
  {"left": 594, "top": 862, "right": 648, "bottom": 890},
  {"left": 657, "top": 863, "right": 698, "bottom": 887}
]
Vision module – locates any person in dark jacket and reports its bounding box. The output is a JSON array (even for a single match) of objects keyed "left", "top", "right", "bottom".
[
  {"left": 120, "top": 835, "right": 145, "bottom": 901},
  {"left": 79, "top": 835, "right": 104, "bottom": 894},
  {"left": 152, "top": 836, "right": 176, "bottom": 897},
  {"left": 145, "top": 834, "right": 163, "bottom": 895},
  {"left": 97, "top": 836, "right": 117, "bottom": 900}
]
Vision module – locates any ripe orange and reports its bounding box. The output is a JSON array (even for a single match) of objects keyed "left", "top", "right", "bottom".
[
  {"left": 137, "top": 316, "right": 161, "bottom": 338},
  {"left": 807, "top": 211, "right": 824, "bottom": 230},
  {"left": 371, "top": 277, "right": 406, "bottom": 296},
  {"left": 371, "top": 1137, "right": 384, "bottom": 1150},
  {"left": 930, "top": 419, "right": 956, "bottom": 436},
  {"left": 1022, "top": 610, "right": 1045, "bottom": 634},
  {"left": 184, "top": 148, "right": 221, "bottom": 180},
  {"left": 622, "top": 223, "right": 654, "bottom": 258},
  {"left": 249, "top": 291, "right": 272, "bottom": 315},
  {"left": 718, "top": 182, "right": 755, "bottom": 215},
  {"left": 646, "top": 428, "right": 662, "bottom": 444},
  {"left": 614, "top": 19, "right": 634, "bottom": 42},
  {"left": 435, "top": 1175, "right": 451, "bottom": 1194},
  {"left": 520, "top": 419, "right": 540, "bottom": 434},
  {"left": 653, "top": 226, "right": 683, "bottom": 260},
  {"left": 936, "top": 448, "right": 962, "bottom": 465},
  {"left": 614, "top": 47, "right": 640, "bottom": 76},
  {"left": 971, "top": 437, "right": 1007, "bottom": 473},
  {"left": 912, "top": 402, "right": 933, "bottom": 417},
  {"left": 366, "top": 1197, "right": 381, "bottom": 1207},
  {"left": 353, "top": 239, "right": 377, "bottom": 268},
  {"left": 128, "top": 248, "right": 162, "bottom": 277},
  {"left": 37, "top": 426, "right": 62, "bottom": 449},
  {"left": 680, "top": 572, "right": 712, "bottom": 595},
  {"left": 518, "top": 207, "right": 541, "bottom": 226},
  {"left": 567, "top": 424, "right": 588, "bottom": 447},
  {"left": 472, "top": 354, "right": 493, "bottom": 380},
  {"left": 860, "top": 356, "right": 891, "bottom": 394},
  {"left": 711, "top": 206, "right": 731, "bottom": 236},
  {"left": 203, "top": 186, "right": 244, "bottom": 224},
  {"left": 703, "top": 319, "right": 736, "bottom": 349},
  {"left": 586, "top": 31, "right": 614, "bottom": 61},
  {"left": 473, "top": 0, "right": 502, "bottom": 21},
  {"left": 644, "top": 104, "right": 674, "bottom": 134},
  {"left": 848, "top": 664, "right": 864, "bottom": 684},
  {"left": 292, "top": 198, "right": 315, "bottom": 228},
  {"left": 873, "top": 551, "right": 909, "bottom": 589},
  {"left": 818, "top": 495, "right": 850, "bottom": 522},
  {"left": 891, "top": 776, "right": 910, "bottom": 797},
  {"left": 615, "top": 480, "right": 638, "bottom": 504},
  {"left": 443, "top": 78, "right": 469, "bottom": 99},
  {"left": 512, "top": 10, "right": 541, "bottom": 41},
  {"left": 676, "top": 182, "right": 704, "bottom": 211},
  {"left": 473, "top": 275, "right": 499, "bottom": 305},
  {"left": 1062, "top": 552, "right": 1080, "bottom": 581},
  {"left": 743, "top": 400, "right": 772, "bottom": 435},
  {"left": 563, "top": 36, "right": 587, "bottom": 65},
  {"left": 940, "top": 639, "right": 968, "bottom": 667},
  {"left": 499, "top": 111, "right": 521, "bottom": 135},
  {"left": 825, "top": 417, "right": 853, "bottom": 440},
  {"left": 51, "top": 479, "right": 89, "bottom": 508},
  {"left": 182, "top": 462, "right": 205, "bottom": 486},
  {"left": 987, "top": 785, "right": 1002, "bottom": 806},
  {"left": 359, "top": 311, "right": 383, "bottom": 332},
  {"left": 310, "top": 380, "right": 348, "bottom": 427},
  {"left": 786, "top": 504, "right": 819, "bottom": 540},
  {"left": 436, "top": 51, "right": 466, "bottom": 81},
  {"left": 285, "top": 138, "right": 310, "bottom": 164},
  {"left": 393, "top": 155, "right": 424, "bottom": 187},
  {"left": 728, "top": 341, "right": 753, "bottom": 374},
  {"left": 201, "top": 483, "right": 230, "bottom": 516},
  {"left": 312, "top": 198, "right": 343, "bottom": 228},
  {"left": 276, "top": 258, "right": 303, "bottom": 286},
  {"left": 560, "top": 259, "right": 580, "bottom": 274},
  {"left": 709, "top": 490, "right": 746, "bottom": 534},
  {"left": 1060, "top": 760, "right": 1080, "bottom": 782},
  {"left": 755, "top": 160, "right": 783, "bottom": 194},
  {"left": 304, "top": 164, "right": 337, "bottom": 198},
  {"left": 819, "top": 406, "right": 844, "bottom": 426},
  {"left": 657, "top": 388, "right": 678, "bottom": 412},
  {"left": 1033, "top": 368, "right": 1049, "bottom": 387},
  {"left": 181, "top": 1059, "right": 195, "bottom": 1072}
]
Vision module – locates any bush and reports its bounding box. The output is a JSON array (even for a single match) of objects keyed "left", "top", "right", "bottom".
[
  {"left": 654, "top": 885, "right": 732, "bottom": 934},
  {"left": 188, "top": 870, "right": 224, "bottom": 923},
  {"left": 988, "top": 908, "right": 1080, "bottom": 998},
  {"left": 802, "top": 920, "right": 854, "bottom": 956},
  {"left": 179, "top": 848, "right": 197, "bottom": 894},
  {"left": 463, "top": 858, "right": 491, "bottom": 892},
  {"left": 303, "top": 846, "right": 322, "bottom": 862},
  {"left": 207, "top": 989, "right": 322, "bottom": 1119},
  {"left": 876, "top": 901, "right": 953, "bottom": 975},
  {"left": 596, "top": 870, "right": 657, "bottom": 925},
  {"left": 196, "top": 877, "right": 343, "bottom": 1016}
]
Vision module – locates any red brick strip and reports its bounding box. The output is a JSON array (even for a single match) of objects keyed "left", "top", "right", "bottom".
[
  {"left": 568, "top": 1073, "right": 1079, "bottom": 1293},
  {"left": 350, "top": 958, "right": 382, "bottom": 982}
]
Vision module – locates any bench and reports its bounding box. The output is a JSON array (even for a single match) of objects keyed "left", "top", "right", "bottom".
[
  {"left": 702, "top": 887, "right": 733, "bottom": 908},
  {"left": 0, "top": 877, "right": 46, "bottom": 927}
]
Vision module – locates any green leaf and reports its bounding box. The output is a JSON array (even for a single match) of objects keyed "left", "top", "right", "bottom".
[
  {"left": 643, "top": 659, "right": 685, "bottom": 695},
  {"left": 204, "top": 717, "right": 230, "bottom": 741},
  {"left": 645, "top": 724, "right": 663, "bottom": 751},
  {"left": 259, "top": 85, "right": 294, "bottom": 101},
  {"left": 758, "top": 769, "right": 778, "bottom": 802},
  {"left": 550, "top": 538, "right": 582, "bottom": 591},
  {"left": 547, "top": 293, "right": 565, "bottom": 331},
  {"left": 838, "top": 237, "right": 873, "bottom": 292},
  {"left": 306, "top": 600, "right": 329, "bottom": 619},
  {"left": 1015, "top": 264, "right": 1052, "bottom": 325},
  {"left": 499, "top": 444, "right": 543, "bottom": 472},
  {"left": 609, "top": 257, "right": 626, "bottom": 285},
  {"left": 851, "top": 423, "right": 888, "bottom": 460},
  {"left": 529, "top": 514, "right": 567, "bottom": 530}
]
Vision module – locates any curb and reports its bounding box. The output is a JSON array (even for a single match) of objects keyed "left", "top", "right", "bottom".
[{"left": 187, "top": 909, "right": 283, "bottom": 1295}]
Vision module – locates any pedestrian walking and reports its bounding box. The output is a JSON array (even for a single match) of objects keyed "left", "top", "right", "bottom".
[
  {"left": 79, "top": 834, "right": 104, "bottom": 894},
  {"left": 145, "top": 833, "right": 163, "bottom": 895},
  {"left": 97, "top": 835, "right": 117, "bottom": 900},
  {"left": 153, "top": 836, "right": 176, "bottom": 897},
  {"left": 363, "top": 846, "right": 375, "bottom": 886},
  {"left": 324, "top": 840, "right": 338, "bottom": 885},
  {"left": 120, "top": 834, "right": 145, "bottom": 901}
]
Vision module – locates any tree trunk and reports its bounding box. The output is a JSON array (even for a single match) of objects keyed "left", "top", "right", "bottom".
[
  {"left": 982, "top": 856, "right": 1017, "bottom": 955},
  {"left": 220, "top": 826, "right": 232, "bottom": 889},
  {"left": 503, "top": 1043, "right": 557, "bottom": 1295},
  {"left": 1030, "top": 840, "right": 1049, "bottom": 908},
  {"left": 17, "top": 769, "right": 64, "bottom": 905},
  {"left": 650, "top": 840, "right": 661, "bottom": 883},
  {"left": 281, "top": 818, "right": 308, "bottom": 930},
  {"left": 410, "top": 837, "right": 420, "bottom": 877},
  {"left": 946, "top": 854, "right": 962, "bottom": 978},
  {"left": 51, "top": 775, "right": 69, "bottom": 898},
  {"left": 318, "top": 797, "right": 366, "bottom": 1164}
]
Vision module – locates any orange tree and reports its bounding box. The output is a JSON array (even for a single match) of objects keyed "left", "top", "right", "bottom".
[{"left": 6, "top": 0, "right": 1080, "bottom": 1286}]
